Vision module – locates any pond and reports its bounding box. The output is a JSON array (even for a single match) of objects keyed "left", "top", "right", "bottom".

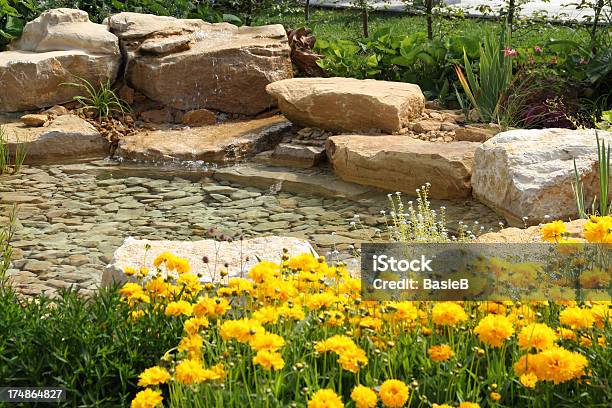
[{"left": 1, "top": 160, "right": 501, "bottom": 297}]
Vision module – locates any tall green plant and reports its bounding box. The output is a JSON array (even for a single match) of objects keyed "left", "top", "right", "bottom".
[
  {"left": 0, "top": 204, "right": 15, "bottom": 289},
  {"left": 454, "top": 27, "right": 514, "bottom": 123},
  {"left": 0, "top": 124, "right": 26, "bottom": 174},
  {"left": 63, "top": 78, "right": 129, "bottom": 120},
  {"left": 572, "top": 132, "right": 611, "bottom": 217}
]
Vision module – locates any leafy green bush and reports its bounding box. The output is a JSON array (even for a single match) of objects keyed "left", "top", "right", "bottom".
[
  {"left": 0, "top": 286, "right": 184, "bottom": 407},
  {"left": 0, "top": 0, "right": 40, "bottom": 49}
]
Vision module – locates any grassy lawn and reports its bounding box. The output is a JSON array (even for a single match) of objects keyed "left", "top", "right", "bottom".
[{"left": 257, "top": 8, "right": 590, "bottom": 48}]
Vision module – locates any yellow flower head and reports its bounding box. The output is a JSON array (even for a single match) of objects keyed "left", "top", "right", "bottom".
[
  {"left": 193, "top": 296, "right": 231, "bottom": 318},
  {"left": 308, "top": 389, "right": 344, "bottom": 408},
  {"left": 165, "top": 300, "right": 193, "bottom": 317},
  {"left": 379, "top": 379, "right": 409, "bottom": 408},
  {"left": 459, "top": 403, "right": 480, "bottom": 408},
  {"left": 351, "top": 385, "right": 377, "bottom": 408},
  {"left": 137, "top": 366, "right": 171, "bottom": 387},
  {"left": 431, "top": 302, "right": 468, "bottom": 327},
  {"left": 174, "top": 359, "right": 207, "bottom": 385},
  {"left": 474, "top": 314, "right": 514, "bottom": 348},
  {"left": 252, "top": 349, "right": 285, "bottom": 370},
  {"left": 517, "top": 323, "right": 557, "bottom": 351},
  {"left": 130, "top": 388, "right": 163, "bottom": 408},
  {"left": 249, "top": 332, "right": 285, "bottom": 352},
  {"left": 540, "top": 220, "right": 566, "bottom": 242},
  {"left": 559, "top": 306, "right": 595, "bottom": 329},
  {"left": 428, "top": 344, "right": 454, "bottom": 362},
  {"left": 219, "top": 318, "right": 264, "bottom": 343},
  {"left": 583, "top": 216, "right": 612, "bottom": 243},
  {"left": 520, "top": 372, "right": 538, "bottom": 388}
]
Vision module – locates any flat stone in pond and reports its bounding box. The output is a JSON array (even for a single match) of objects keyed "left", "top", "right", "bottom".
[
  {"left": 326, "top": 135, "right": 478, "bottom": 199},
  {"left": 102, "top": 236, "right": 316, "bottom": 286}
]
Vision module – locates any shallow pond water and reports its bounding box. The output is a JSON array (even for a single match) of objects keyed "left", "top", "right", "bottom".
[{"left": 1, "top": 160, "right": 501, "bottom": 297}]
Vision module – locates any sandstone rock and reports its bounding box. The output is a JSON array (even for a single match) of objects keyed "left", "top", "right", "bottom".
[
  {"left": 102, "top": 235, "right": 316, "bottom": 286},
  {"left": 44, "top": 105, "right": 69, "bottom": 117},
  {"left": 326, "top": 135, "right": 479, "bottom": 199},
  {"left": 0, "top": 50, "right": 120, "bottom": 112},
  {"left": 5, "top": 115, "right": 109, "bottom": 161},
  {"left": 413, "top": 119, "right": 441, "bottom": 133},
  {"left": 471, "top": 128, "right": 612, "bottom": 226},
  {"left": 12, "top": 8, "right": 119, "bottom": 55},
  {"left": 116, "top": 116, "right": 290, "bottom": 162},
  {"left": 270, "top": 144, "right": 325, "bottom": 168},
  {"left": 266, "top": 78, "right": 425, "bottom": 133},
  {"left": 454, "top": 125, "right": 499, "bottom": 142},
  {"left": 20, "top": 114, "right": 48, "bottom": 127},
  {"left": 182, "top": 109, "right": 217, "bottom": 127},
  {"left": 477, "top": 219, "right": 587, "bottom": 243},
  {"left": 140, "top": 108, "right": 175, "bottom": 123},
  {"left": 108, "top": 13, "right": 292, "bottom": 115}
]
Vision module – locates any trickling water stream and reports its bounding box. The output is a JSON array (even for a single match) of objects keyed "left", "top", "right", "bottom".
[{"left": 1, "top": 160, "right": 500, "bottom": 297}]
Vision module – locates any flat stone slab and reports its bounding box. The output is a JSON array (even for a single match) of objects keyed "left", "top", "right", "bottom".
[
  {"left": 102, "top": 235, "right": 317, "bottom": 286},
  {"left": 116, "top": 116, "right": 290, "bottom": 163},
  {"left": 270, "top": 143, "right": 326, "bottom": 168},
  {"left": 326, "top": 135, "right": 479, "bottom": 199},
  {"left": 471, "top": 128, "right": 612, "bottom": 226},
  {"left": 266, "top": 77, "right": 425, "bottom": 133},
  {"left": 212, "top": 163, "right": 378, "bottom": 200},
  {"left": 3, "top": 114, "right": 109, "bottom": 162}
]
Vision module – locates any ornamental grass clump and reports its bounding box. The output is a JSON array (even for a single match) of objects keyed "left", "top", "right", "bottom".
[{"left": 118, "top": 245, "right": 610, "bottom": 408}]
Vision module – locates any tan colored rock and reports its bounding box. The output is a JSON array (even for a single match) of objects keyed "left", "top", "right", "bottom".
[
  {"left": 413, "top": 119, "right": 441, "bottom": 133},
  {"left": 11, "top": 8, "right": 119, "bottom": 54},
  {"left": 20, "top": 114, "right": 48, "bottom": 127},
  {"left": 102, "top": 236, "right": 316, "bottom": 286},
  {"left": 266, "top": 78, "right": 425, "bottom": 133},
  {"left": 117, "top": 116, "right": 290, "bottom": 163},
  {"left": 182, "top": 109, "right": 217, "bottom": 127},
  {"left": 108, "top": 13, "right": 292, "bottom": 115},
  {"left": 4, "top": 114, "right": 108, "bottom": 161},
  {"left": 477, "top": 219, "right": 587, "bottom": 243},
  {"left": 44, "top": 105, "right": 69, "bottom": 116},
  {"left": 326, "top": 135, "right": 479, "bottom": 199},
  {"left": 270, "top": 143, "right": 325, "bottom": 168},
  {"left": 140, "top": 108, "right": 175, "bottom": 123},
  {"left": 471, "top": 128, "right": 612, "bottom": 226},
  {"left": 0, "top": 50, "right": 120, "bottom": 112},
  {"left": 454, "top": 125, "right": 499, "bottom": 142}
]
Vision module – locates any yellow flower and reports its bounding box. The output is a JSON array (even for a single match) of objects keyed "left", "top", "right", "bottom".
[
  {"left": 137, "top": 366, "right": 171, "bottom": 387},
  {"left": 175, "top": 359, "right": 207, "bottom": 385},
  {"left": 459, "top": 403, "right": 480, "bottom": 408},
  {"left": 490, "top": 392, "right": 501, "bottom": 401},
  {"left": 193, "top": 296, "right": 231, "bottom": 318},
  {"left": 249, "top": 332, "right": 285, "bottom": 352},
  {"left": 308, "top": 389, "right": 344, "bottom": 408},
  {"left": 351, "top": 385, "right": 377, "bottom": 408},
  {"left": 431, "top": 302, "right": 468, "bottom": 326},
  {"left": 519, "top": 372, "right": 538, "bottom": 388},
  {"left": 253, "top": 305, "right": 281, "bottom": 325},
  {"left": 130, "top": 388, "right": 163, "bottom": 408},
  {"left": 165, "top": 300, "right": 193, "bottom": 317},
  {"left": 219, "top": 318, "right": 264, "bottom": 343},
  {"left": 517, "top": 323, "right": 557, "bottom": 351},
  {"left": 145, "top": 278, "right": 168, "bottom": 297},
  {"left": 559, "top": 306, "right": 595, "bottom": 329},
  {"left": 428, "top": 344, "right": 454, "bottom": 362},
  {"left": 119, "top": 283, "right": 144, "bottom": 298},
  {"left": 249, "top": 261, "right": 281, "bottom": 283},
  {"left": 178, "top": 333, "right": 203, "bottom": 360},
  {"left": 540, "top": 220, "right": 566, "bottom": 242},
  {"left": 432, "top": 405, "right": 453, "bottom": 408},
  {"left": 183, "top": 317, "right": 209, "bottom": 336},
  {"left": 124, "top": 267, "right": 137, "bottom": 277},
  {"left": 288, "top": 253, "right": 321, "bottom": 272},
  {"left": 474, "top": 314, "right": 514, "bottom": 348},
  {"left": 379, "top": 379, "right": 409, "bottom": 408},
  {"left": 583, "top": 215, "right": 612, "bottom": 243},
  {"left": 252, "top": 350, "right": 285, "bottom": 370},
  {"left": 534, "top": 346, "right": 588, "bottom": 384}
]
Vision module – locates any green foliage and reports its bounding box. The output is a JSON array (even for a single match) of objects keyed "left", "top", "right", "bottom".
[
  {"left": 573, "top": 132, "right": 611, "bottom": 218},
  {"left": 455, "top": 27, "right": 514, "bottom": 123},
  {"left": 0, "top": 0, "right": 39, "bottom": 49},
  {"left": 0, "top": 285, "right": 185, "bottom": 407},
  {"left": 0, "top": 205, "right": 15, "bottom": 289},
  {"left": 63, "top": 78, "right": 129, "bottom": 120},
  {"left": 315, "top": 28, "right": 481, "bottom": 101},
  {"left": 0, "top": 125, "right": 27, "bottom": 175}
]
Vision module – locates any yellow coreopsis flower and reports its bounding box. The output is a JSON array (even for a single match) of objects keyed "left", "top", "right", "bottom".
[
  {"left": 137, "top": 366, "right": 171, "bottom": 387},
  {"left": 379, "top": 379, "right": 409, "bottom": 408},
  {"left": 517, "top": 323, "right": 557, "bottom": 351},
  {"left": 165, "top": 300, "right": 193, "bottom": 317},
  {"left": 192, "top": 295, "right": 231, "bottom": 318},
  {"left": 431, "top": 302, "right": 468, "bottom": 327},
  {"left": 583, "top": 215, "right": 612, "bottom": 243},
  {"left": 308, "top": 389, "right": 344, "bottom": 408},
  {"left": 459, "top": 403, "right": 480, "bottom": 408},
  {"left": 130, "top": 388, "right": 163, "bottom": 408},
  {"left": 540, "top": 220, "right": 566, "bottom": 242},
  {"left": 428, "top": 344, "right": 454, "bottom": 362},
  {"left": 252, "top": 349, "right": 285, "bottom": 370},
  {"left": 351, "top": 385, "right": 377, "bottom": 408},
  {"left": 474, "top": 314, "right": 514, "bottom": 348},
  {"left": 249, "top": 332, "right": 285, "bottom": 352},
  {"left": 533, "top": 346, "right": 588, "bottom": 384},
  {"left": 174, "top": 359, "right": 207, "bottom": 385},
  {"left": 183, "top": 316, "right": 210, "bottom": 336},
  {"left": 520, "top": 372, "right": 538, "bottom": 388},
  {"left": 559, "top": 306, "right": 595, "bottom": 329},
  {"left": 219, "top": 318, "right": 264, "bottom": 343}
]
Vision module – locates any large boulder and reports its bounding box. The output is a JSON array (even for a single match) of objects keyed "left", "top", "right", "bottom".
[
  {"left": 471, "top": 128, "right": 612, "bottom": 226},
  {"left": 11, "top": 8, "right": 118, "bottom": 54},
  {"left": 266, "top": 78, "right": 425, "bottom": 133},
  {"left": 102, "top": 236, "right": 316, "bottom": 286},
  {"left": 107, "top": 13, "right": 293, "bottom": 115},
  {"left": 4, "top": 114, "right": 109, "bottom": 161},
  {"left": 0, "top": 9, "right": 120, "bottom": 112},
  {"left": 326, "top": 135, "right": 479, "bottom": 199}
]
